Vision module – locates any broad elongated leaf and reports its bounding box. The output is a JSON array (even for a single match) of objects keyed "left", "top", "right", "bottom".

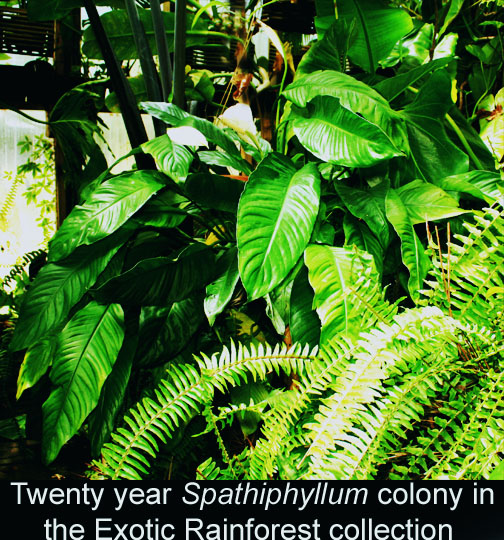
[
  {"left": 304, "top": 244, "right": 383, "bottom": 342},
  {"left": 405, "top": 116, "right": 469, "bottom": 181},
  {"left": 296, "top": 19, "right": 356, "bottom": 76},
  {"left": 237, "top": 154, "right": 320, "bottom": 300},
  {"left": 401, "top": 71, "right": 469, "bottom": 181},
  {"left": 291, "top": 96, "right": 403, "bottom": 168},
  {"left": 48, "top": 171, "right": 166, "bottom": 262},
  {"left": 338, "top": 0, "right": 413, "bottom": 72},
  {"left": 42, "top": 302, "right": 124, "bottom": 463},
  {"left": 374, "top": 57, "right": 453, "bottom": 102},
  {"left": 289, "top": 265, "right": 321, "bottom": 347},
  {"left": 137, "top": 296, "right": 204, "bottom": 366},
  {"left": 396, "top": 180, "right": 469, "bottom": 224},
  {"left": 16, "top": 332, "right": 58, "bottom": 399},
  {"left": 185, "top": 173, "right": 245, "bottom": 213},
  {"left": 10, "top": 230, "right": 129, "bottom": 352},
  {"left": 204, "top": 248, "right": 240, "bottom": 326},
  {"left": 434, "top": 170, "right": 502, "bottom": 204},
  {"left": 343, "top": 214, "right": 385, "bottom": 275},
  {"left": 82, "top": 9, "right": 207, "bottom": 60},
  {"left": 141, "top": 136, "right": 194, "bottom": 183},
  {"left": 198, "top": 150, "right": 252, "bottom": 175},
  {"left": 141, "top": 102, "right": 246, "bottom": 166},
  {"left": 88, "top": 314, "right": 137, "bottom": 455},
  {"left": 93, "top": 244, "right": 216, "bottom": 306},
  {"left": 385, "top": 189, "right": 430, "bottom": 303},
  {"left": 134, "top": 190, "right": 188, "bottom": 229},
  {"left": 285, "top": 71, "right": 406, "bottom": 150},
  {"left": 335, "top": 180, "right": 391, "bottom": 249}
]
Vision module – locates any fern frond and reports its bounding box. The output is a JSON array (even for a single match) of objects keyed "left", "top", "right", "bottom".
[
  {"left": 407, "top": 364, "right": 504, "bottom": 480},
  {"left": 95, "top": 341, "right": 316, "bottom": 479},
  {"left": 247, "top": 336, "right": 356, "bottom": 480},
  {"left": 424, "top": 206, "right": 504, "bottom": 329},
  {"left": 301, "top": 306, "right": 458, "bottom": 479}
]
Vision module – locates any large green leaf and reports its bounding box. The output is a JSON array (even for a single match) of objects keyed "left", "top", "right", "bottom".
[
  {"left": 88, "top": 320, "right": 136, "bottom": 456},
  {"left": 141, "top": 136, "right": 194, "bottom": 183},
  {"left": 82, "top": 9, "right": 207, "bottom": 60},
  {"left": 337, "top": 0, "right": 413, "bottom": 73},
  {"left": 434, "top": 170, "right": 503, "bottom": 204},
  {"left": 10, "top": 231, "right": 129, "bottom": 352},
  {"left": 385, "top": 189, "right": 430, "bottom": 303},
  {"left": 204, "top": 248, "right": 240, "bottom": 326},
  {"left": 48, "top": 170, "right": 166, "bottom": 262},
  {"left": 136, "top": 296, "right": 204, "bottom": 367},
  {"left": 93, "top": 243, "right": 216, "bottom": 306},
  {"left": 304, "top": 244, "right": 383, "bottom": 343},
  {"left": 134, "top": 190, "right": 188, "bottom": 229},
  {"left": 396, "top": 180, "right": 469, "bottom": 224},
  {"left": 296, "top": 19, "right": 356, "bottom": 76},
  {"left": 16, "top": 331, "right": 59, "bottom": 399},
  {"left": 290, "top": 96, "right": 403, "bottom": 168},
  {"left": 42, "top": 302, "right": 124, "bottom": 463},
  {"left": 335, "top": 180, "right": 391, "bottom": 249},
  {"left": 289, "top": 265, "right": 321, "bottom": 348},
  {"left": 374, "top": 57, "right": 453, "bottom": 103},
  {"left": 185, "top": 173, "right": 245, "bottom": 214},
  {"left": 237, "top": 154, "right": 320, "bottom": 300},
  {"left": 401, "top": 70, "right": 469, "bottom": 181},
  {"left": 284, "top": 71, "right": 406, "bottom": 149},
  {"left": 343, "top": 214, "right": 385, "bottom": 276}
]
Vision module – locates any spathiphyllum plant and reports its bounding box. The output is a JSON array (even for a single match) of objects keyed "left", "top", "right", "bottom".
[{"left": 5, "top": 0, "right": 503, "bottom": 479}]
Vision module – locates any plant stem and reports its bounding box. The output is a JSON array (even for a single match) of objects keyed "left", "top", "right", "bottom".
[
  {"left": 150, "top": 0, "right": 173, "bottom": 101},
  {"left": 124, "top": 0, "right": 165, "bottom": 137},
  {"left": 83, "top": 0, "right": 155, "bottom": 170},
  {"left": 173, "top": 0, "right": 187, "bottom": 109}
]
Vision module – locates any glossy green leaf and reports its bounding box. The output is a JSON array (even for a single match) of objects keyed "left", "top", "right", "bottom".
[
  {"left": 134, "top": 190, "right": 188, "bottom": 229},
  {"left": 204, "top": 248, "right": 240, "bottom": 326},
  {"left": 435, "top": 170, "right": 502, "bottom": 204},
  {"left": 304, "top": 244, "right": 381, "bottom": 342},
  {"left": 338, "top": 0, "right": 413, "bottom": 72},
  {"left": 88, "top": 316, "right": 137, "bottom": 455},
  {"left": 48, "top": 170, "right": 166, "bottom": 262},
  {"left": 335, "top": 180, "right": 391, "bottom": 249},
  {"left": 16, "top": 332, "right": 59, "bottom": 399},
  {"left": 401, "top": 73, "right": 469, "bottom": 181},
  {"left": 237, "top": 154, "right": 320, "bottom": 300},
  {"left": 284, "top": 71, "right": 406, "bottom": 149},
  {"left": 396, "top": 180, "right": 469, "bottom": 224},
  {"left": 374, "top": 57, "right": 453, "bottom": 103},
  {"left": 290, "top": 96, "right": 403, "bottom": 168},
  {"left": 385, "top": 189, "right": 430, "bottom": 303},
  {"left": 42, "top": 302, "right": 124, "bottom": 463},
  {"left": 289, "top": 265, "right": 321, "bottom": 348},
  {"left": 82, "top": 9, "right": 207, "bottom": 60},
  {"left": 137, "top": 296, "right": 204, "bottom": 367},
  {"left": 296, "top": 19, "right": 356, "bottom": 76},
  {"left": 10, "top": 231, "right": 129, "bottom": 352},
  {"left": 93, "top": 243, "right": 216, "bottom": 306},
  {"left": 141, "top": 102, "right": 246, "bottom": 167},
  {"left": 185, "top": 173, "right": 245, "bottom": 213},
  {"left": 141, "top": 136, "right": 194, "bottom": 183},
  {"left": 343, "top": 214, "right": 385, "bottom": 275}
]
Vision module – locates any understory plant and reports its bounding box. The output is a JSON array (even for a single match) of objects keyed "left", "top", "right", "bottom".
[{"left": 6, "top": 0, "right": 504, "bottom": 478}]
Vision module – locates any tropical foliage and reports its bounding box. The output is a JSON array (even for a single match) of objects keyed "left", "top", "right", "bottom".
[{"left": 1, "top": 0, "right": 503, "bottom": 479}]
